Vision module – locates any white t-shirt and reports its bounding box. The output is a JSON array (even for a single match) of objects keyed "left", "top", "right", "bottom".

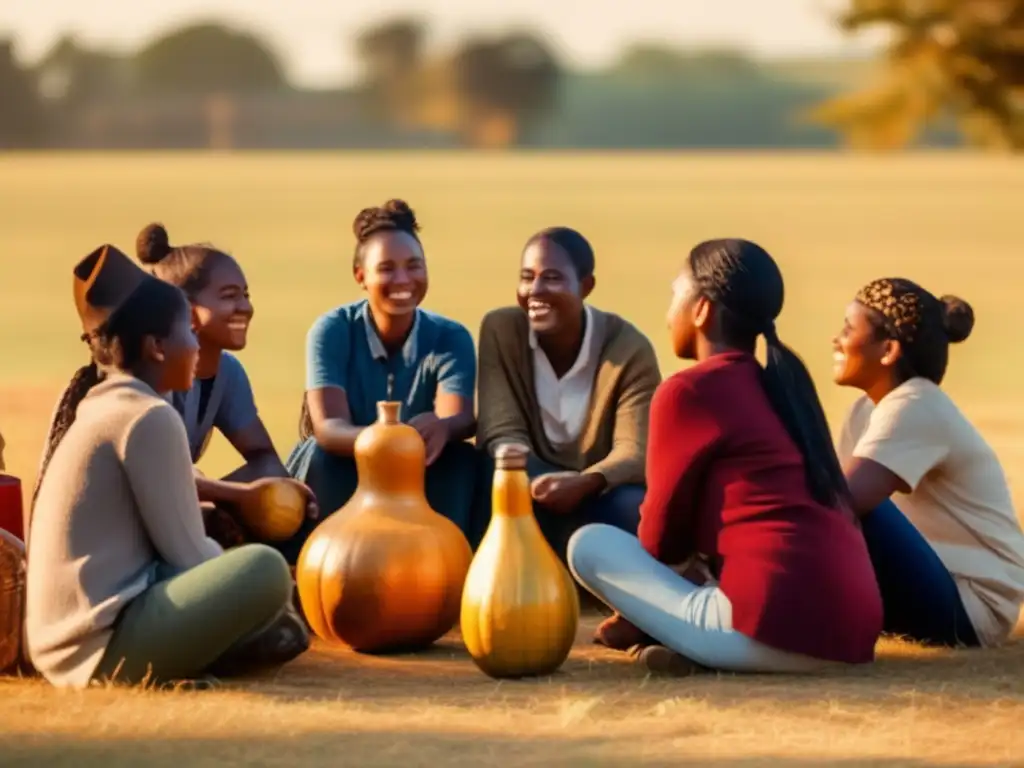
[{"left": 838, "top": 378, "right": 1024, "bottom": 646}]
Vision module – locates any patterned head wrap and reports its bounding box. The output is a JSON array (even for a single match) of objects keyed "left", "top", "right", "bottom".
[
  {"left": 855, "top": 278, "right": 936, "bottom": 346},
  {"left": 854, "top": 277, "right": 973, "bottom": 385}
]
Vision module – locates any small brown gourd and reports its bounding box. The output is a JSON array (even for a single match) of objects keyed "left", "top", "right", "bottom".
[
  {"left": 236, "top": 479, "right": 305, "bottom": 542},
  {"left": 460, "top": 444, "right": 580, "bottom": 678},
  {"left": 296, "top": 402, "right": 472, "bottom": 653}
]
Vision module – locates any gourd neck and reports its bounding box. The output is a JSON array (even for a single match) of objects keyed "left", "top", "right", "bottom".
[
  {"left": 352, "top": 400, "right": 426, "bottom": 496},
  {"left": 491, "top": 467, "right": 533, "bottom": 519},
  {"left": 377, "top": 401, "right": 401, "bottom": 425}
]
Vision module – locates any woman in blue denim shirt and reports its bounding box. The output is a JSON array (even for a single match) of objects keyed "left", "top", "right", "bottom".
[{"left": 281, "top": 199, "right": 478, "bottom": 563}]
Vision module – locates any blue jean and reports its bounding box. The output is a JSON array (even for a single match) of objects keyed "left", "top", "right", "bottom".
[
  {"left": 862, "top": 499, "right": 979, "bottom": 648},
  {"left": 474, "top": 452, "right": 644, "bottom": 560}
]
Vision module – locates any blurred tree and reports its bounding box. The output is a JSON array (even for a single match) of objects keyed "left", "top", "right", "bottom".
[
  {"left": 449, "top": 31, "right": 562, "bottom": 147},
  {"left": 350, "top": 20, "right": 561, "bottom": 147},
  {"left": 811, "top": 0, "right": 1024, "bottom": 150},
  {"left": 0, "top": 38, "right": 46, "bottom": 147},
  {"left": 353, "top": 17, "right": 427, "bottom": 126},
  {"left": 612, "top": 44, "right": 760, "bottom": 82},
  {"left": 135, "top": 22, "right": 286, "bottom": 94},
  {"left": 33, "top": 35, "right": 130, "bottom": 106}
]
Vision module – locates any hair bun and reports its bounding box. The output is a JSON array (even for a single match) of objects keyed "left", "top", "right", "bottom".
[
  {"left": 136, "top": 223, "right": 172, "bottom": 265},
  {"left": 352, "top": 199, "right": 420, "bottom": 243},
  {"left": 940, "top": 295, "right": 974, "bottom": 344},
  {"left": 382, "top": 198, "right": 418, "bottom": 232}
]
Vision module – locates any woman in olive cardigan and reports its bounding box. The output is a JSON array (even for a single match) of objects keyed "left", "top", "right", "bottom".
[{"left": 475, "top": 227, "right": 661, "bottom": 556}]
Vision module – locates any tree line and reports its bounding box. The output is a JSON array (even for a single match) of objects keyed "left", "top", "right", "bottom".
[{"left": 1, "top": 1, "right": 1020, "bottom": 151}]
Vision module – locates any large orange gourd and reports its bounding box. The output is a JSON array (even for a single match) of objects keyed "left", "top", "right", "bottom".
[
  {"left": 460, "top": 444, "right": 579, "bottom": 678},
  {"left": 296, "top": 402, "right": 472, "bottom": 653}
]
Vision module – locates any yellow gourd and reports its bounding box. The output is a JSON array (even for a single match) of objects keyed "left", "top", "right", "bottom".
[
  {"left": 237, "top": 479, "right": 306, "bottom": 542},
  {"left": 460, "top": 444, "right": 579, "bottom": 678},
  {"left": 296, "top": 401, "right": 472, "bottom": 653}
]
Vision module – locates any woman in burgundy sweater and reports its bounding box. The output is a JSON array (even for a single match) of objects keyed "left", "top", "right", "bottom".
[{"left": 567, "top": 239, "right": 883, "bottom": 675}]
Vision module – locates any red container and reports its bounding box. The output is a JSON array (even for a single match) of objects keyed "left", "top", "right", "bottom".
[{"left": 0, "top": 475, "right": 24, "bottom": 542}]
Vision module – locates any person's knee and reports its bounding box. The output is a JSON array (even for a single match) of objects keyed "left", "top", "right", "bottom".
[
  {"left": 567, "top": 523, "right": 626, "bottom": 583},
  {"left": 231, "top": 544, "right": 292, "bottom": 611}
]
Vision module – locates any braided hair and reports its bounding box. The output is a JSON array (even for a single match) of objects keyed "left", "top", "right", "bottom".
[
  {"left": 30, "top": 279, "right": 190, "bottom": 513},
  {"left": 688, "top": 239, "right": 849, "bottom": 509},
  {"left": 855, "top": 278, "right": 974, "bottom": 386},
  {"left": 136, "top": 222, "right": 234, "bottom": 299}
]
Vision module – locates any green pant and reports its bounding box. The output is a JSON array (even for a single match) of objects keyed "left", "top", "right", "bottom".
[{"left": 93, "top": 544, "right": 291, "bottom": 685}]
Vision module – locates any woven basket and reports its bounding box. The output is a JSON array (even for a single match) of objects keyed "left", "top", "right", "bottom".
[{"left": 0, "top": 528, "right": 26, "bottom": 674}]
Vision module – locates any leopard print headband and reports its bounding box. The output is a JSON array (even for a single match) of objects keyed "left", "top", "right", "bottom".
[{"left": 855, "top": 278, "right": 930, "bottom": 345}]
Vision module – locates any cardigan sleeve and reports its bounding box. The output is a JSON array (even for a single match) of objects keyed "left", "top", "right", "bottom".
[
  {"left": 582, "top": 333, "right": 661, "bottom": 488},
  {"left": 637, "top": 374, "right": 721, "bottom": 564},
  {"left": 475, "top": 310, "right": 532, "bottom": 455}
]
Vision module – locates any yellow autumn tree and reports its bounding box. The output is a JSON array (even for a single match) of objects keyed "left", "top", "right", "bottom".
[{"left": 812, "top": 0, "right": 1024, "bottom": 150}]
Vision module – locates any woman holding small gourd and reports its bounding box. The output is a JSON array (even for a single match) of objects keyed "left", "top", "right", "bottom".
[
  {"left": 135, "top": 223, "right": 318, "bottom": 547},
  {"left": 281, "top": 199, "right": 479, "bottom": 563}
]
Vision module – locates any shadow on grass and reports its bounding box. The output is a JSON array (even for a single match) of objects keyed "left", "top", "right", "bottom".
[
  {"left": 229, "top": 615, "right": 1024, "bottom": 711},
  {"left": 0, "top": 731, "right": 999, "bottom": 768}
]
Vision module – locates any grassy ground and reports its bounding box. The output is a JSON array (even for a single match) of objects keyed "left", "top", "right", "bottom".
[{"left": 0, "top": 152, "right": 1022, "bottom": 765}]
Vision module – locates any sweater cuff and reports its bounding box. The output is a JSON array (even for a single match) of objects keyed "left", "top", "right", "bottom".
[{"left": 582, "top": 456, "right": 642, "bottom": 490}]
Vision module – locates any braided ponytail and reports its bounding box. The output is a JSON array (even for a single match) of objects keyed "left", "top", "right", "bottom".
[
  {"left": 688, "top": 239, "right": 849, "bottom": 509},
  {"left": 760, "top": 323, "right": 848, "bottom": 508},
  {"left": 30, "top": 362, "right": 104, "bottom": 515}
]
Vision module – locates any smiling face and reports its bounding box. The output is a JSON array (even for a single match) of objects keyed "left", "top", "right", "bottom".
[
  {"left": 355, "top": 231, "right": 427, "bottom": 317},
  {"left": 190, "top": 255, "right": 253, "bottom": 352},
  {"left": 832, "top": 300, "right": 900, "bottom": 391},
  {"left": 516, "top": 238, "right": 593, "bottom": 336}
]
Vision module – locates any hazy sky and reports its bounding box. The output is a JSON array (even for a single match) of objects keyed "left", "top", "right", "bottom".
[{"left": 3, "top": 0, "right": 884, "bottom": 87}]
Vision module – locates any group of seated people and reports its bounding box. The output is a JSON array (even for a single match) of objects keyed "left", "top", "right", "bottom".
[{"left": 8, "top": 197, "right": 1024, "bottom": 690}]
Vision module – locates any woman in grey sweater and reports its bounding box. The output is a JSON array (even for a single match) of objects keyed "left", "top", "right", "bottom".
[{"left": 26, "top": 244, "right": 305, "bottom": 689}]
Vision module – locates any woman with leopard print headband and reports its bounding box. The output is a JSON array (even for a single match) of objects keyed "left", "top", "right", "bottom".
[{"left": 833, "top": 277, "right": 1024, "bottom": 649}]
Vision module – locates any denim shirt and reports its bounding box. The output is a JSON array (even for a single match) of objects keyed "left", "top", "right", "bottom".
[{"left": 305, "top": 299, "right": 476, "bottom": 426}]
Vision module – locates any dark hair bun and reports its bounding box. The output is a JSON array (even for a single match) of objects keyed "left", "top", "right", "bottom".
[
  {"left": 352, "top": 199, "right": 420, "bottom": 243},
  {"left": 940, "top": 295, "right": 974, "bottom": 344},
  {"left": 136, "top": 223, "right": 172, "bottom": 265}
]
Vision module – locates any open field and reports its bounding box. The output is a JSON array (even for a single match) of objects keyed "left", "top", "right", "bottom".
[{"left": 1, "top": 152, "right": 1023, "bottom": 765}]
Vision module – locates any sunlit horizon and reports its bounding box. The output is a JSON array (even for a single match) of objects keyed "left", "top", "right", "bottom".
[{"left": 2, "top": 0, "right": 887, "bottom": 87}]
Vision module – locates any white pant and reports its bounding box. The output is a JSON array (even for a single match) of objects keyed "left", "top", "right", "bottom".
[{"left": 567, "top": 524, "right": 834, "bottom": 674}]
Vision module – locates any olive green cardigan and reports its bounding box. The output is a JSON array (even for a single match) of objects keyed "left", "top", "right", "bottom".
[{"left": 476, "top": 306, "right": 661, "bottom": 488}]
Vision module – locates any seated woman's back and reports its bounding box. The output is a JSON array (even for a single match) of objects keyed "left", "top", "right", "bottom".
[
  {"left": 29, "top": 375, "right": 220, "bottom": 681},
  {"left": 643, "top": 351, "right": 879, "bottom": 663}
]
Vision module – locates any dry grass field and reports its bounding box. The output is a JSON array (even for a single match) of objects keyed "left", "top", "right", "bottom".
[{"left": 0, "top": 152, "right": 1022, "bottom": 765}]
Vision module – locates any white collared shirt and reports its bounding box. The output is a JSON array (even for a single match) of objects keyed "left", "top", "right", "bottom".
[{"left": 530, "top": 305, "right": 600, "bottom": 446}]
